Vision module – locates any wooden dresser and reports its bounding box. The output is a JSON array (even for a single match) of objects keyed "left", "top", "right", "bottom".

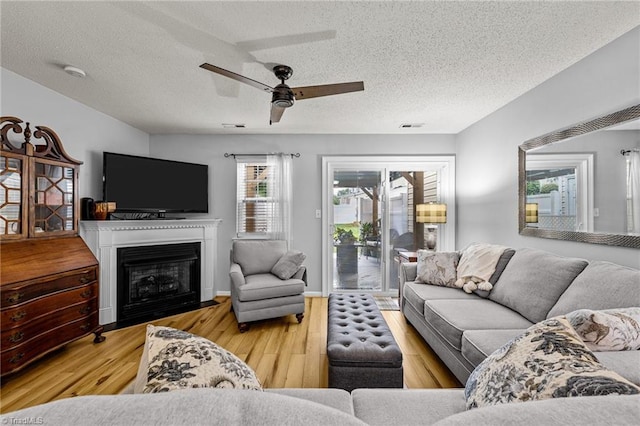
[
  {"left": 1, "top": 117, "right": 104, "bottom": 377},
  {"left": 1, "top": 237, "right": 104, "bottom": 376}
]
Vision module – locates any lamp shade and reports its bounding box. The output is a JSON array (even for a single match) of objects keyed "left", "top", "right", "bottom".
[
  {"left": 525, "top": 203, "right": 539, "bottom": 223},
  {"left": 416, "top": 203, "right": 447, "bottom": 224}
]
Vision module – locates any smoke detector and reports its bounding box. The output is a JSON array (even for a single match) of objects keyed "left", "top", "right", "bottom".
[{"left": 63, "top": 65, "right": 86, "bottom": 78}]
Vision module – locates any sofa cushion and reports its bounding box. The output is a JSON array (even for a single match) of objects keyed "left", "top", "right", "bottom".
[
  {"left": 566, "top": 307, "right": 640, "bottom": 351},
  {"left": 271, "top": 250, "right": 306, "bottom": 280},
  {"left": 352, "top": 389, "right": 466, "bottom": 425},
  {"left": 0, "top": 388, "right": 367, "bottom": 426},
  {"left": 461, "top": 329, "right": 526, "bottom": 367},
  {"left": 547, "top": 261, "right": 640, "bottom": 318},
  {"left": 415, "top": 250, "right": 459, "bottom": 287},
  {"left": 233, "top": 240, "right": 288, "bottom": 275},
  {"left": 465, "top": 317, "right": 640, "bottom": 409},
  {"left": 424, "top": 299, "right": 533, "bottom": 351},
  {"left": 596, "top": 351, "right": 640, "bottom": 386},
  {"left": 239, "top": 274, "right": 305, "bottom": 302},
  {"left": 488, "top": 248, "right": 588, "bottom": 323},
  {"left": 433, "top": 394, "right": 640, "bottom": 426},
  {"left": 134, "top": 325, "right": 262, "bottom": 393},
  {"left": 267, "top": 388, "right": 354, "bottom": 415},
  {"left": 403, "top": 282, "right": 476, "bottom": 316}
]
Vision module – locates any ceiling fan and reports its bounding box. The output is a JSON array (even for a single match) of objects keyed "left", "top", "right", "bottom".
[{"left": 200, "top": 63, "right": 364, "bottom": 125}]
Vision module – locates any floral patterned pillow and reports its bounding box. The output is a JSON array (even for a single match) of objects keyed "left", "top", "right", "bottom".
[
  {"left": 415, "top": 250, "right": 459, "bottom": 287},
  {"left": 134, "top": 325, "right": 262, "bottom": 393},
  {"left": 566, "top": 307, "right": 640, "bottom": 351},
  {"left": 465, "top": 317, "right": 640, "bottom": 409}
]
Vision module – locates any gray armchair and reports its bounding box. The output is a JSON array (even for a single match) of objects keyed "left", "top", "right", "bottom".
[{"left": 229, "top": 240, "right": 306, "bottom": 332}]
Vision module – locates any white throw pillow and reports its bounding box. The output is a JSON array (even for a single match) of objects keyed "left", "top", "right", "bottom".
[{"left": 566, "top": 307, "right": 640, "bottom": 351}]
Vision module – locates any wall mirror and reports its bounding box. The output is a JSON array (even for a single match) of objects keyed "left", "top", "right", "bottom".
[{"left": 519, "top": 104, "right": 640, "bottom": 248}]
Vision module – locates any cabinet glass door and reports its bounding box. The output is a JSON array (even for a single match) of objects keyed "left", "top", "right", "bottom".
[
  {"left": 32, "top": 161, "right": 76, "bottom": 236},
  {"left": 0, "top": 154, "right": 26, "bottom": 238}
]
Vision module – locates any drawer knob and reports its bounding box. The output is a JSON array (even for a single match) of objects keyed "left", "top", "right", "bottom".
[
  {"left": 80, "top": 276, "right": 91, "bottom": 284},
  {"left": 9, "top": 331, "right": 24, "bottom": 343},
  {"left": 10, "top": 311, "right": 27, "bottom": 322},
  {"left": 80, "top": 323, "right": 92, "bottom": 331},
  {"left": 79, "top": 306, "right": 91, "bottom": 315},
  {"left": 9, "top": 353, "right": 25, "bottom": 364},
  {"left": 80, "top": 289, "right": 93, "bottom": 298},
  {"left": 7, "top": 292, "right": 25, "bottom": 304}
]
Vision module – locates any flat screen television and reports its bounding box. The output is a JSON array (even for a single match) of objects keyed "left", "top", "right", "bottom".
[{"left": 103, "top": 152, "right": 208, "bottom": 217}]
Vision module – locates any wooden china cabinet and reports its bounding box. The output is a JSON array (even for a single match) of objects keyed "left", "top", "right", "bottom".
[{"left": 0, "top": 116, "right": 104, "bottom": 377}]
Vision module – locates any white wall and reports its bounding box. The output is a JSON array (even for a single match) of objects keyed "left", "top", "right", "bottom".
[
  {"left": 148, "top": 134, "right": 456, "bottom": 293},
  {"left": 1, "top": 68, "right": 150, "bottom": 200},
  {"left": 456, "top": 27, "right": 640, "bottom": 268}
]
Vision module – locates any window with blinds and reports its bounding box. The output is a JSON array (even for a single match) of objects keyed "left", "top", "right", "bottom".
[{"left": 236, "top": 159, "right": 275, "bottom": 237}]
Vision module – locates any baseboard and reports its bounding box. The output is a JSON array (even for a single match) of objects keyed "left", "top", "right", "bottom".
[{"left": 215, "top": 291, "right": 323, "bottom": 297}]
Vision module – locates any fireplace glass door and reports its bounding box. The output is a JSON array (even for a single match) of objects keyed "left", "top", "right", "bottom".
[{"left": 117, "top": 242, "right": 201, "bottom": 325}]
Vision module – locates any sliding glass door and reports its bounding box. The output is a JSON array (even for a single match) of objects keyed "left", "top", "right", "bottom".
[
  {"left": 322, "top": 156, "right": 456, "bottom": 297},
  {"left": 332, "top": 168, "right": 384, "bottom": 291}
]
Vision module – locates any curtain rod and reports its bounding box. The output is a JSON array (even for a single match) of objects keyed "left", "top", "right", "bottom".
[
  {"left": 621, "top": 149, "right": 640, "bottom": 156},
  {"left": 224, "top": 153, "right": 300, "bottom": 158}
]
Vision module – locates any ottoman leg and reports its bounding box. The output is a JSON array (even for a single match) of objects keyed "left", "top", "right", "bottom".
[
  {"left": 296, "top": 313, "right": 304, "bottom": 323},
  {"left": 238, "top": 322, "right": 249, "bottom": 333}
]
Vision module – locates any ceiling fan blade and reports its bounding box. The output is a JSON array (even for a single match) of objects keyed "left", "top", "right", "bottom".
[
  {"left": 200, "top": 63, "right": 273, "bottom": 93},
  {"left": 270, "top": 105, "right": 286, "bottom": 125},
  {"left": 291, "top": 81, "right": 364, "bottom": 100}
]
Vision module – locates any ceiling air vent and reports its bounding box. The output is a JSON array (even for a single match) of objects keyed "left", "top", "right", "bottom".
[
  {"left": 222, "top": 123, "right": 246, "bottom": 128},
  {"left": 399, "top": 123, "right": 424, "bottom": 128}
]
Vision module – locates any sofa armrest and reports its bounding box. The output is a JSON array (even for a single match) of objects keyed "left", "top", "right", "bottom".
[
  {"left": 292, "top": 266, "right": 308, "bottom": 286},
  {"left": 400, "top": 262, "right": 418, "bottom": 284},
  {"left": 229, "top": 262, "right": 246, "bottom": 289}
]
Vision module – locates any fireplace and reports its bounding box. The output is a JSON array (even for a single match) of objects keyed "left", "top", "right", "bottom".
[{"left": 117, "top": 242, "right": 201, "bottom": 325}]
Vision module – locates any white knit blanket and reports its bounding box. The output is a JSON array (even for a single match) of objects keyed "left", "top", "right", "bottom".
[{"left": 455, "top": 243, "right": 508, "bottom": 292}]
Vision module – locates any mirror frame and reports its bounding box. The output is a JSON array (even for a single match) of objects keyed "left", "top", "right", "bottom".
[{"left": 518, "top": 103, "right": 640, "bottom": 248}]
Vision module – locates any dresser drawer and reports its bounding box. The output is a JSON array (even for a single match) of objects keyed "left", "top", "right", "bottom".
[
  {"left": 1, "top": 298, "right": 97, "bottom": 349},
  {"left": 1, "top": 283, "right": 98, "bottom": 329},
  {"left": 1, "top": 267, "right": 97, "bottom": 308},
  {"left": 1, "top": 313, "right": 99, "bottom": 376}
]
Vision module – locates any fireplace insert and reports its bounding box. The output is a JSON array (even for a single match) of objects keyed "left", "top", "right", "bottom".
[{"left": 117, "top": 242, "right": 201, "bottom": 326}]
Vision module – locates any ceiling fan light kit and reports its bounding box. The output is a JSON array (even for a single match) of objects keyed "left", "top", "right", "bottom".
[{"left": 200, "top": 63, "right": 364, "bottom": 125}]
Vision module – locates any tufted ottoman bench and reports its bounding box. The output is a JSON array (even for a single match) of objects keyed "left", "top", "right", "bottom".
[{"left": 327, "top": 294, "right": 403, "bottom": 391}]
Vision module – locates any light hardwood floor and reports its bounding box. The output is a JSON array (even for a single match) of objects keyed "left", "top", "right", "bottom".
[{"left": 0, "top": 296, "right": 460, "bottom": 413}]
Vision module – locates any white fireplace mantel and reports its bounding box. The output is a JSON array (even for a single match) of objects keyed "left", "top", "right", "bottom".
[{"left": 80, "top": 219, "right": 222, "bottom": 325}]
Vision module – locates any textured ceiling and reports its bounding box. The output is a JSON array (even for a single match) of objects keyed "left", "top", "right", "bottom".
[{"left": 1, "top": 1, "right": 638, "bottom": 135}]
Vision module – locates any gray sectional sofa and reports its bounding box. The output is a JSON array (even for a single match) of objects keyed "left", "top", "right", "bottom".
[
  {"left": 4, "top": 247, "right": 639, "bottom": 425},
  {"left": 3, "top": 386, "right": 639, "bottom": 425},
  {"left": 400, "top": 247, "right": 640, "bottom": 386}
]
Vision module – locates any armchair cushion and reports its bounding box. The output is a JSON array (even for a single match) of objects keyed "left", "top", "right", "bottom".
[
  {"left": 239, "top": 274, "right": 305, "bottom": 302},
  {"left": 271, "top": 250, "right": 306, "bottom": 280},
  {"left": 233, "top": 240, "right": 287, "bottom": 275}
]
